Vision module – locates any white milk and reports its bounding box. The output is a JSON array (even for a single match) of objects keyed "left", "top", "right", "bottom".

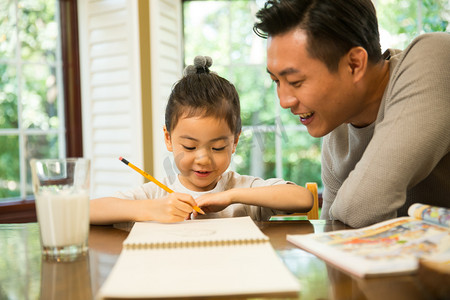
[{"left": 35, "top": 192, "right": 89, "bottom": 247}]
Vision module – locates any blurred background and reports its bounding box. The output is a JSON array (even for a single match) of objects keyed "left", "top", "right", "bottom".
[{"left": 1, "top": 0, "right": 449, "bottom": 203}]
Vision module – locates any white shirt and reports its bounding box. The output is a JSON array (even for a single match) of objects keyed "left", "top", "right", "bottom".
[{"left": 115, "top": 170, "right": 292, "bottom": 221}]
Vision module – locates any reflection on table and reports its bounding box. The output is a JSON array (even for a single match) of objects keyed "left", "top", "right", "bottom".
[{"left": 0, "top": 220, "right": 446, "bottom": 300}]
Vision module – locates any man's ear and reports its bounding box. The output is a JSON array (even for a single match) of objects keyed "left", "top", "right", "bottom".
[
  {"left": 163, "top": 126, "right": 173, "bottom": 152},
  {"left": 346, "top": 46, "right": 367, "bottom": 83},
  {"left": 232, "top": 132, "right": 241, "bottom": 154}
]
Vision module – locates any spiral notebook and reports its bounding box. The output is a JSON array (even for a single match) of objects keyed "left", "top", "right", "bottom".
[{"left": 97, "top": 217, "right": 299, "bottom": 299}]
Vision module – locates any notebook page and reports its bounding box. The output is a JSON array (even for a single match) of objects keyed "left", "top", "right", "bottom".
[
  {"left": 123, "top": 216, "right": 269, "bottom": 248},
  {"left": 97, "top": 242, "right": 300, "bottom": 299}
]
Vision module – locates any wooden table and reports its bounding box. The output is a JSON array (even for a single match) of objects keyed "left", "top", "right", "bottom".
[{"left": 0, "top": 220, "right": 445, "bottom": 300}]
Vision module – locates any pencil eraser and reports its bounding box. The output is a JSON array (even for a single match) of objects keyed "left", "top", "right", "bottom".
[{"left": 119, "top": 156, "right": 123, "bottom": 160}]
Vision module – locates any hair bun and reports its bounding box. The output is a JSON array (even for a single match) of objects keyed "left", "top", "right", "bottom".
[
  {"left": 205, "top": 56, "right": 212, "bottom": 68},
  {"left": 183, "top": 55, "right": 213, "bottom": 76},
  {"left": 193, "top": 56, "right": 206, "bottom": 68},
  {"left": 183, "top": 65, "right": 197, "bottom": 76}
]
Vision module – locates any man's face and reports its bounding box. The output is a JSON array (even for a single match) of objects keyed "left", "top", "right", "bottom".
[{"left": 266, "top": 29, "right": 362, "bottom": 137}]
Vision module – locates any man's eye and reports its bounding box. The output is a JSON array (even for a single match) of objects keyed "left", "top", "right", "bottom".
[
  {"left": 183, "top": 146, "right": 195, "bottom": 150},
  {"left": 289, "top": 81, "right": 303, "bottom": 87}
]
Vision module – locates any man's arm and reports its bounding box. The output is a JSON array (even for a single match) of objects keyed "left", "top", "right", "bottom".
[{"left": 330, "top": 33, "right": 450, "bottom": 228}]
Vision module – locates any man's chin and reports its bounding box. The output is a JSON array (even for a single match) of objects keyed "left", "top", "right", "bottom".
[{"left": 306, "top": 127, "right": 328, "bottom": 138}]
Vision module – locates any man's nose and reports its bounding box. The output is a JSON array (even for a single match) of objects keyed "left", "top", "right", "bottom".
[{"left": 278, "top": 86, "right": 297, "bottom": 109}]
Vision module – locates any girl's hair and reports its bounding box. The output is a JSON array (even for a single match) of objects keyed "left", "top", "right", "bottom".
[
  {"left": 253, "top": 0, "right": 382, "bottom": 72},
  {"left": 165, "top": 56, "right": 242, "bottom": 137}
]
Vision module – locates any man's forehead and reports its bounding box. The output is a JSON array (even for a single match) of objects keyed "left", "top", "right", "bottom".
[{"left": 266, "top": 67, "right": 301, "bottom": 77}]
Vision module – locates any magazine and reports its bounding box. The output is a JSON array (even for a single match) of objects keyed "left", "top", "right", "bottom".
[{"left": 287, "top": 203, "right": 450, "bottom": 278}]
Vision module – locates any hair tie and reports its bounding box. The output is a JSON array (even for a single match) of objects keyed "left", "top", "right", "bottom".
[{"left": 183, "top": 56, "right": 213, "bottom": 76}]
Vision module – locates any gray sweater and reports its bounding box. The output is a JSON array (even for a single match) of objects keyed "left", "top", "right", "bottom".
[{"left": 321, "top": 32, "right": 450, "bottom": 228}]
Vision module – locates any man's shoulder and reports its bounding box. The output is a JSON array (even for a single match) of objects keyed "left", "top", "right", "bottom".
[
  {"left": 412, "top": 32, "right": 450, "bottom": 44},
  {"left": 386, "top": 32, "right": 450, "bottom": 104},
  {"left": 395, "top": 32, "right": 450, "bottom": 62}
]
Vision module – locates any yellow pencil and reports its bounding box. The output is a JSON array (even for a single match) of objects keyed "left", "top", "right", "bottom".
[{"left": 119, "top": 157, "right": 205, "bottom": 215}]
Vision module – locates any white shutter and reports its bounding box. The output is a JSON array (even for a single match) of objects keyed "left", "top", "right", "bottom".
[
  {"left": 78, "top": 0, "right": 183, "bottom": 197},
  {"left": 78, "top": 0, "right": 144, "bottom": 197},
  {"left": 150, "top": 0, "right": 183, "bottom": 179}
]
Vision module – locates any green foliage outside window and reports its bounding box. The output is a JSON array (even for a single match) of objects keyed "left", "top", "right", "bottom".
[
  {"left": 377, "top": 0, "right": 449, "bottom": 49},
  {"left": 0, "top": 0, "right": 62, "bottom": 200}
]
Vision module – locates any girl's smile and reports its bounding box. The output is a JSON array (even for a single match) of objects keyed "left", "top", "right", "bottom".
[{"left": 194, "top": 170, "right": 212, "bottom": 177}]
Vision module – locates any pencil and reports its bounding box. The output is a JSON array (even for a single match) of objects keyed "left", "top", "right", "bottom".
[{"left": 119, "top": 157, "right": 205, "bottom": 215}]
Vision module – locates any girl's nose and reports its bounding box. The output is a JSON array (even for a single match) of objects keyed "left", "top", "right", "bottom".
[{"left": 194, "top": 149, "right": 212, "bottom": 165}]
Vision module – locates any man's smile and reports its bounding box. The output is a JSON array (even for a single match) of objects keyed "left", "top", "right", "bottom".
[{"left": 299, "top": 112, "right": 314, "bottom": 120}]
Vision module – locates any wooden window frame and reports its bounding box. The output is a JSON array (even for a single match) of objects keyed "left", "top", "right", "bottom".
[{"left": 0, "top": 0, "right": 82, "bottom": 223}]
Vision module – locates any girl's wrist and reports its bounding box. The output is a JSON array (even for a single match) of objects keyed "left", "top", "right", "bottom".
[
  {"left": 134, "top": 199, "right": 153, "bottom": 222},
  {"left": 226, "top": 189, "right": 238, "bottom": 205}
]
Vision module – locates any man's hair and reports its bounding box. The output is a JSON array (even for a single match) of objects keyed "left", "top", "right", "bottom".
[
  {"left": 254, "top": 0, "right": 382, "bottom": 72},
  {"left": 165, "top": 71, "right": 241, "bottom": 138}
]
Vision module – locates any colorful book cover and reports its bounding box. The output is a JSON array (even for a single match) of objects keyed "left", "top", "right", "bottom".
[{"left": 287, "top": 204, "right": 450, "bottom": 277}]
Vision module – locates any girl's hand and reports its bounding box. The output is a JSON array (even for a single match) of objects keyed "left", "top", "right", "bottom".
[
  {"left": 195, "top": 191, "right": 233, "bottom": 213},
  {"left": 143, "top": 192, "right": 197, "bottom": 223}
]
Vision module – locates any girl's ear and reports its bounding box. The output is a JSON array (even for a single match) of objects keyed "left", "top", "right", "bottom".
[
  {"left": 232, "top": 132, "right": 241, "bottom": 154},
  {"left": 163, "top": 126, "right": 173, "bottom": 152}
]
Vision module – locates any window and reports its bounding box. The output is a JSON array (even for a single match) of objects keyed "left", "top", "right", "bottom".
[
  {"left": 376, "top": 0, "right": 450, "bottom": 50},
  {"left": 0, "top": 0, "right": 81, "bottom": 216},
  {"left": 183, "top": 0, "right": 449, "bottom": 189}
]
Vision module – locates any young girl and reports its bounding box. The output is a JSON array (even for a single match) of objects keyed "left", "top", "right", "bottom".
[{"left": 90, "top": 56, "right": 313, "bottom": 224}]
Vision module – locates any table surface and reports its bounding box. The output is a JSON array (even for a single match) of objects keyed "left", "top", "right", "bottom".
[{"left": 0, "top": 220, "right": 446, "bottom": 300}]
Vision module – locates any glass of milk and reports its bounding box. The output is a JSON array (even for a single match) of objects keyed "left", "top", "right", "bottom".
[{"left": 30, "top": 158, "right": 90, "bottom": 262}]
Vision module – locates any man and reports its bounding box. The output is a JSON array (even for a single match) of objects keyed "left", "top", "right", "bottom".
[{"left": 254, "top": 0, "right": 450, "bottom": 228}]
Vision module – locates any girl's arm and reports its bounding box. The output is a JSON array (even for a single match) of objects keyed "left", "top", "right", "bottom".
[
  {"left": 90, "top": 192, "right": 197, "bottom": 225},
  {"left": 195, "top": 184, "right": 313, "bottom": 214}
]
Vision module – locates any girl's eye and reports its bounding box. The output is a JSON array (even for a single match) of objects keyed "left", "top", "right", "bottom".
[
  {"left": 212, "top": 146, "right": 226, "bottom": 151},
  {"left": 183, "top": 146, "right": 195, "bottom": 150}
]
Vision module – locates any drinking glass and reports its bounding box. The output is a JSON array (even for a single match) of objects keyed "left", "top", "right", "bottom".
[{"left": 30, "top": 158, "right": 90, "bottom": 261}]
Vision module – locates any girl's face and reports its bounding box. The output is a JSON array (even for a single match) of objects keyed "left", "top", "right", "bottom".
[{"left": 164, "top": 115, "right": 239, "bottom": 192}]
